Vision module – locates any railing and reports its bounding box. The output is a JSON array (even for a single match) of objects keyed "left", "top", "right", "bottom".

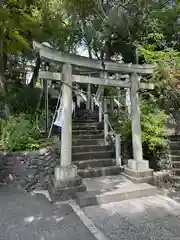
[{"left": 92, "top": 94, "right": 122, "bottom": 167}]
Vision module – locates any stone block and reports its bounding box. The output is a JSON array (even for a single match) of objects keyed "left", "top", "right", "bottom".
[
  {"left": 48, "top": 166, "right": 86, "bottom": 202},
  {"left": 128, "top": 159, "right": 149, "bottom": 171},
  {"left": 124, "top": 168, "right": 153, "bottom": 178},
  {"left": 49, "top": 183, "right": 86, "bottom": 202},
  {"left": 153, "top": 171, "right": 173, "bottom": 189},
  {"left": 52, "top": 175, "right": 82, "bottom": 189},
  {"left": 54, "top": 165, "right": 77, "bottom": 181},
  {"left": 76, "top": 183, "right": 157, "bottom": 207},
  {"left": 123, "top": 162, "right": 154, "bottom": 184}
]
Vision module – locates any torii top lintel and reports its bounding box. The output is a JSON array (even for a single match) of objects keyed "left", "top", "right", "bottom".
[{"left": 33, "top": 41, "right": 154, "bottom": 75}]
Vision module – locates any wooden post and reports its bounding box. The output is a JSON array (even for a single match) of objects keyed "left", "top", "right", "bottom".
[
  {"left": 104, "top": 98, "right": 108, "bottom": 144},
  {"left": 130, "top": 73, "right": 143, "bottom": 163},
  {"left": 115, "top": 134, "right": 121, "bottom": 166},
  {"left": 86, "top": 83, "right": 91, "bottom": 110},
  {"left": 60, "top": 63, "right": 72, "bottom": 167}
]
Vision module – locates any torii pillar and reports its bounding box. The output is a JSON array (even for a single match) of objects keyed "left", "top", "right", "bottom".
[
  {"left": 124, "top": 72, "right": 153, "bottom": 183},
  {"left": 50, "top": 63, "right": 85, "bottom": 200}
]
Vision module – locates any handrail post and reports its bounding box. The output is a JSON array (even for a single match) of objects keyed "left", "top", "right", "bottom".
[
  {"left": 91, "top": 96, "right": 94, "bottom": 111},
  {"left": 104, "top": 98, "right": 108, "bottom": 144},
  {"left": 115, "top": 134, "right": 121, "bottom": 166},
  {"left": 86, "top": 83, "right": 91, "bottom": 110},
  {"left": 99, "top": 99, "right": 103, "bottom": 122}
]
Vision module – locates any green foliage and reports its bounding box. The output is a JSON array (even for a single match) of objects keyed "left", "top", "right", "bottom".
[
  {"left": 140, "top": 99, "right": 168, "bottom": 153},
  {"left": 6, "top": 87, "right": 44, "bottom": 116},
  {"left": 112, "top": 98, "right": 168, "bottom": 155},
  {"left": 60, "top": 0, "right": 179, "bottom": 62},
  {"left": 0, "top": 0, "right": 41, "bottom": 53},
  {"left": 0, "top": 114, "right": 53, "bottom": 151},
  {"left": 140, "top": 46, "right": 180, "bottom": 86},
  {"left": 140, "top": 45, "right": 180, "bottom": 111}
]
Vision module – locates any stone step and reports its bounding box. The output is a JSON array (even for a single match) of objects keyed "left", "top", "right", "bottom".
[
  {"left": 73, "top": 138, "right": 104, "bottom": 146},
  {"left": 78, "top": 165, "right": 121, "bottom": 178},
  {"left": 172, "top": 161, "right": 180, "bottom": 168},
  {"left": 170, "top": 143, "right": 180, "bottom": 150},
  {"left": 72, "top": 130, "right": 101, "bottom": 135},
  {"left": 172, "top": 168, "right": 180, "bottom": 175},
  {"left": 80, "top": 113, "right": 98, "bottom": 117},
  {"left": 170, "top": 149, "right": 180, "bottom": 155},
  {"left": 72, "top": 150, "right": 113, "bottom": 161},
  {"left": 73, "top": 134, "right": 104, "bottom": 140},
  {"left": 171, "top": 155, "right": 180, "bottom": 161},
  {"left": 75, "top": 115, "right": 98, "bottom": 120},
  {"left": 72, "top": 145, "right": 111, "bottom": 153},
  {"left": 74, "top": 158, "right": 115, "bottom": 169},
  {"left": 169, "top": 135, "right": 180, "bottom": 141},
  {"left": 76, "top": 177, "right": 157, "bottom": 207},
  {"left": 72, "top": 125, "right": 98, "bottom": 131},
  {"left": 172, "top": 175, "right": 180, "bottom": 184},
  {"left": 171, "top": 154, "right": 180, "bottom": 161},
  {"left": 73, "top": 119, "right": 97, "bottom": 124},
  {"left": 174, "top": 182, "right": 180, "bottom": 188},
  {"left": 73, "top": 121, "right": 99, "bottom": 127}
]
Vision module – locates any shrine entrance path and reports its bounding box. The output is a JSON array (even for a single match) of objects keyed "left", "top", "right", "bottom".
[
  {"left": 0, "top": 185, "right": 96, "bottom": 240},
  {"left": 83, "top": 194, "right": 180, "bottom": 240},
  {"left": 2, "top": 184, "right": 180, "bottom": 240}
]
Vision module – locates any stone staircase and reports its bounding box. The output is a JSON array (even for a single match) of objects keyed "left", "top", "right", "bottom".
[
  {"left": 72, "top": 110, "right": 122, "bottom": 178},
  {"left": 170, "top": 135, "right": 180, "bottom": 186},
  {"left": 49, "top": 109, "right": 157, "bottom": 203},
  {"left": 58, "top": 110, "right": 157, "bottom": 206}
]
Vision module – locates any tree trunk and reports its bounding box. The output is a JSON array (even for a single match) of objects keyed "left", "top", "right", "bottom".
[
  {"left": 0, "top": 38, "right": 10, "bottom": 119},
  {"left": 88, "top": 44, "right": 93, "bottom": 59},
  {"left": 29, "top": 53, "right": 41, "bottom": 88}
]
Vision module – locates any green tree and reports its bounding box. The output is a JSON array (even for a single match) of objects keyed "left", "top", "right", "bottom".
[
  {"left": 61, "top": 0, "right": 179, "bottom": 63},
  {"left": 0, "top": 0, "right": 41, "bottom": 117}
]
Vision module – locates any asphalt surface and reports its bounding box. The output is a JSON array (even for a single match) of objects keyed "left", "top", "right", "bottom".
[
  {"left": 2, "top": 184, "right": 180, "bottom": 240},
  {"left": 0, "top": 185, "right": 96, "bottom": 240},
  {"left": 84, "top": 195, "right": 180, "bottom": 240}
]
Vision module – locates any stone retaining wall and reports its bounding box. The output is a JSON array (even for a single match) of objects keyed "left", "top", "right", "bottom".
[
  {"left": 0, "top": 142, "right": 61, "bottom": 191},
  {"left": 152, "top": 170, "right": 173, "bottom": 189}
]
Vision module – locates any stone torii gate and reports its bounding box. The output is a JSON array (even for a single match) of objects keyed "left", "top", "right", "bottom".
[{"left": 34, "top": 41, "right": 154, "bottom": 195}]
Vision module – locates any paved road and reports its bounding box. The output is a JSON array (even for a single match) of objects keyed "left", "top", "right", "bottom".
[
  {"left": 84, "top": 195, "right": 180, "bottom": 240},
  {"left": 0, "top": 185, "right": 96, "bottom": 240},
  {"left": 2, "top": 184, "right": 180, "bottom": 240}
]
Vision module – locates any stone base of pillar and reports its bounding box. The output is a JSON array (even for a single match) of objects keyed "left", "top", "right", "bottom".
[
  {"left": 128, "top": 159, "right": 150, "bottom": 171},
  {"left": 48, "top": 165, "right": 86, "bottom": 202},
  {"left": 122, "top": 159, "right": 154, "bottom": 184}
]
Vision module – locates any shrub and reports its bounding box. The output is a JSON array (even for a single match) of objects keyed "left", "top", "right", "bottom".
[
  {"left": 111, "top": 98, "right": 169, "bottom": 169},
  {"left": 6, "top": 87, "right": 44, "bottom": 116},
  {"left": 0, "top": 115, "right": 53, "bottom": 151},
  {"left": 140, "top": 99, "right": 168, "bottom": 154}
]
